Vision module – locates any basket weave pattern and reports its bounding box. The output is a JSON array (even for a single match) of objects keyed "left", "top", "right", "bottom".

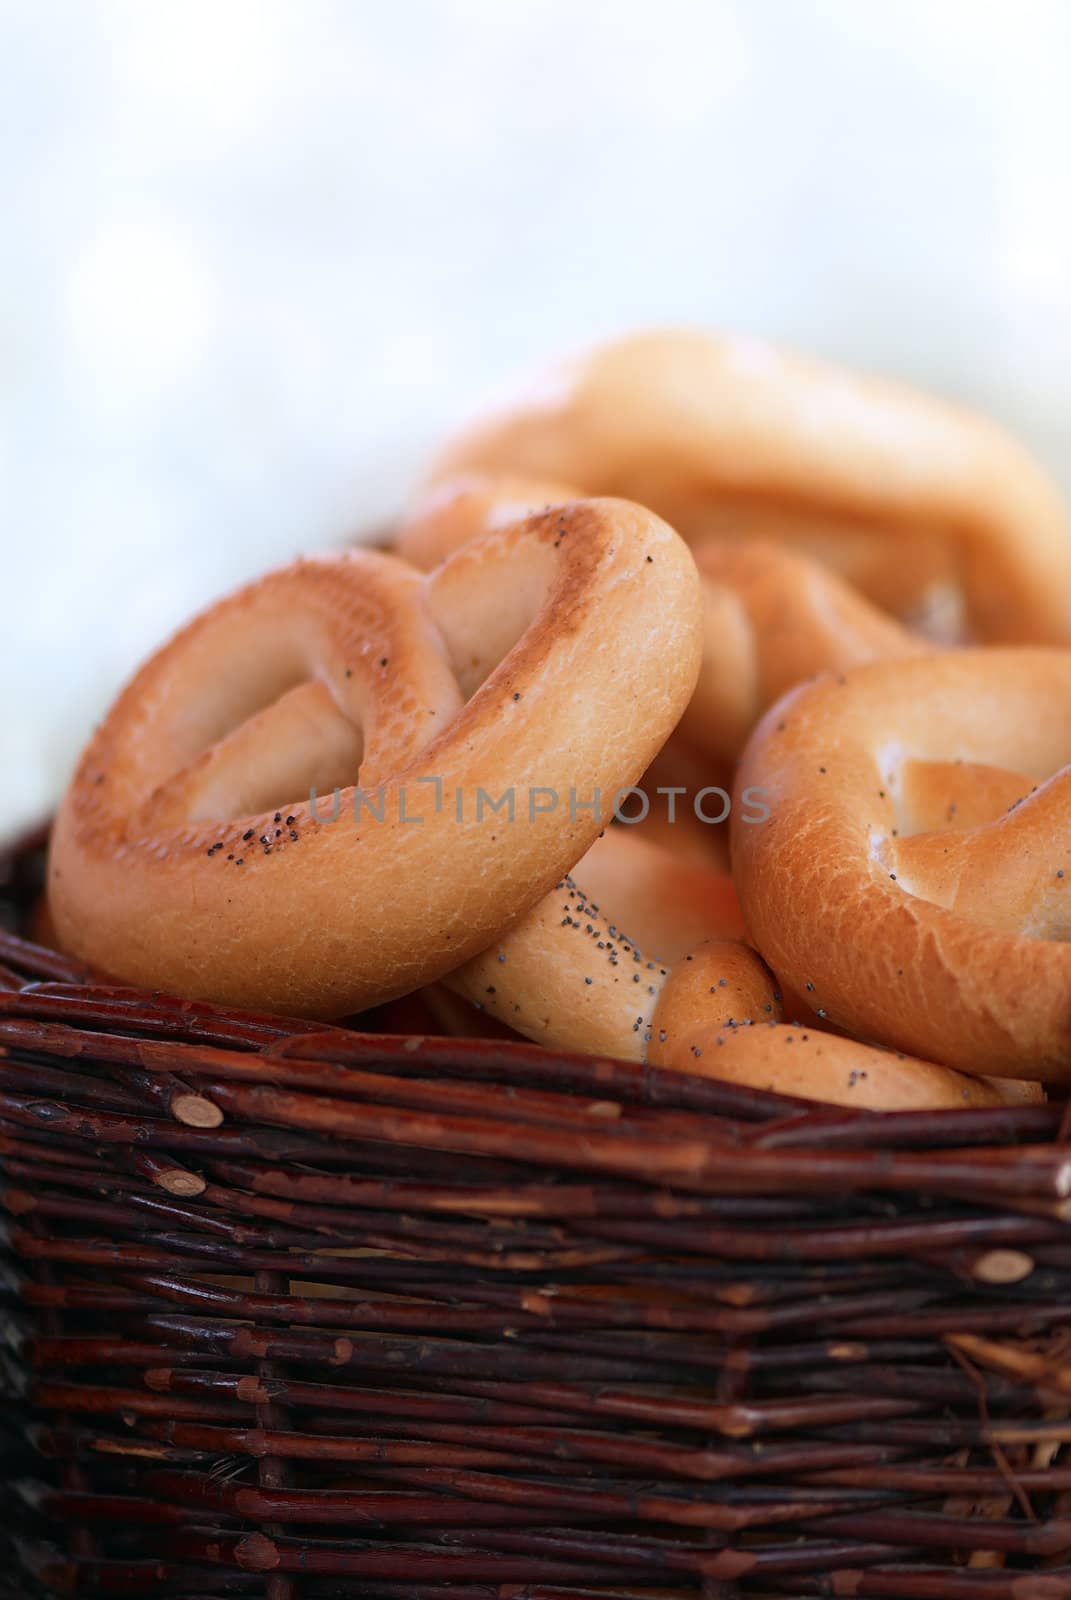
[{"left": 2, "top": 836, "right": 1071, "bottom": 1596}]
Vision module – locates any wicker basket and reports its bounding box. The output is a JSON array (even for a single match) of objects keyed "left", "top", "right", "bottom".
[{"left": 2, "top": 826, "right": 1071, "bottom": 1598}]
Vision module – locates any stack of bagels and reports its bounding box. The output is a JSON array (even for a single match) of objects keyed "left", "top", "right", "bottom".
[{"left": 48, "top": 329, "right": 1071, "bottom": 1110}]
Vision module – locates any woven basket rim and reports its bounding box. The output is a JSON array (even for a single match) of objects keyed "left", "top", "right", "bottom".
[{"left": 4, "top": 822, "right": 1071, "bottom": 1597}]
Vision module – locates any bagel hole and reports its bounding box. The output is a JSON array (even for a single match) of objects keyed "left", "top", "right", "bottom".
[
  {"left": 182, "top": 678, "right": 365, "bottom": 824},
  {"left": 191, "top": 734, "right": 365, "bottom": 823},
  {"left": 424, "top": 541, "right": 554, "bottom": 699},
  {"left": 171, "top": 649, "right": 313, "bottom": 763},
  {"left": 894, "top": 757, "right": 1035, "bottom": 838}
]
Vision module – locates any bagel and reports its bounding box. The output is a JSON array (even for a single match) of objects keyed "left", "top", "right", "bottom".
[
  {"left": 447, "top": 830, "right": 1000, "bottom": 1109},
  {"left": 428, "top": 327, "right": 1071, "bottom": 642},
  {"left": 732, "top": 650, "right": 1071, "bottom": 1082},
  {"left": 447, "top": 829, "right": 755, "bottom": 1058},
  {"left": 400, "top": 476, "right": 926, "bottom": 763},
  {"left": 49, "top": 501, "right": 702, "bottom": 1016},
  {"left": 650, "top": 1020, "right": 1004, "bottom": 1111},
  {"left": 681, "top": 540, "right": 928, "bottom": 761}
]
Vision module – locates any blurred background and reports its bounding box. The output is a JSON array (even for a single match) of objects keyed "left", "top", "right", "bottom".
[{"left": 4, "top": 0, "right": 1070, "bottom": 833}]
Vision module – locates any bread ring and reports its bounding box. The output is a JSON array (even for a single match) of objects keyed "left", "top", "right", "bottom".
[
  {"left": 447, "top": 831, "right": 756, "bottom": 1059},
  {"left": 681, "top": 540, "right": 928, "bottom": 761},
  {"left": 651, "top": 1020, "right": 1003, "bottom": 1111},
  {"left": 448, "top": 834, "right": 997, "bottom": 1108},
  {"left": 399, "top": 477, "right": 926, "bottom": 763},
  {"left": 428, "top": 328, "right": 1071, "bottom": 642},
  {"left": 396, "top": 471, "right": 579, "bottom": 571},
  {"left": 732, "top": 650, "right": 1071, "bottom": 1082},
  {"left": 49, "top": 501, "right": 702, "bottom": 1016},
  {"left": 567, "top": 826, "right": 746, "bottom": 961}
]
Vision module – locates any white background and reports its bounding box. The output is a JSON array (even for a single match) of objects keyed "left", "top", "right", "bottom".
[{"left": 4, "top": 0, "right": 1070, "bottom": 833}]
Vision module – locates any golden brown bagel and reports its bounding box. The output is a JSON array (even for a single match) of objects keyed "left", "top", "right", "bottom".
[
  {"left": 446, "top": 828, "right": 747, "bottom": 1058},
  {"left": 428, "top": 328, "right": 1071, "bottom": 642},
  {"left": 449, "top": 837, "right": 999, "bottom": 1109},
  {"left": 49, "top": 501, "right": 702, "bottom": 1016},
  {"left": 682, "top": 540, "right": 928, "bottom": 760},
  {"left": 399, "top": 476, "right": 927, "bottom": 763},
  {"left": 651, "top": 1020, "right": 1003, "bottom": 1111},
  {"left": 569, "top": 826, "right": 746, "bottom": 962},
  {"left": 732, "top": 650, "right": 1071, "bottom": 1082}
]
